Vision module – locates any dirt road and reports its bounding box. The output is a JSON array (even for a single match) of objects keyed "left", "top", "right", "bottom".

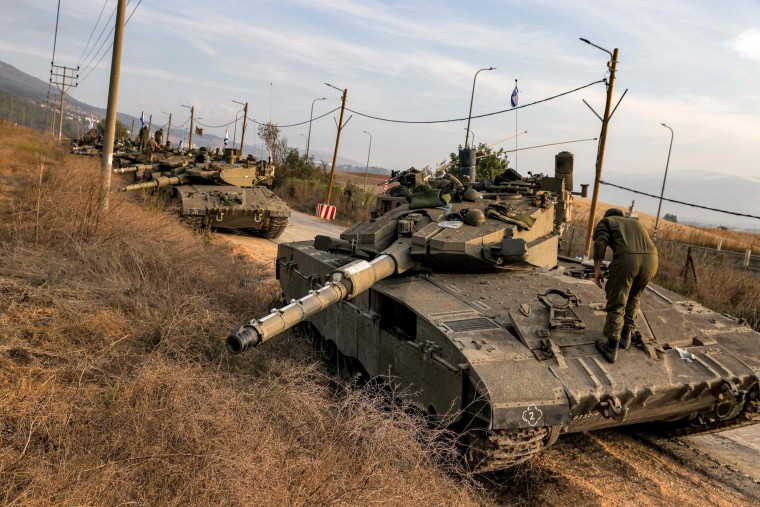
[{"left": 221, "top": 210, "right": 760, "bottom": 505}]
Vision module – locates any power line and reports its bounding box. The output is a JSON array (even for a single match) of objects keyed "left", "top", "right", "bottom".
[
  {"left": 79, "top": 0, "right": 142, "bottom": 83},
  {"left": 600, "top": 180, "right": 760, "bottom": 220},
  {"left": 79, "top": 0, "right": 120, "bottom": 74},
  {"left": 194, "top": 117, "right": 240, "bottom": 129},
  {"left": 344, "top": 80, "right": 604, "bottom": 124},
  {"left": 78, "top": 0, "right": 111, "bottom": 67}
]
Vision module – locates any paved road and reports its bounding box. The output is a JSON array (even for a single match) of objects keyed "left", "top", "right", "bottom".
[{"left": 272, "top": 210, "right": 345, "bottom": 244}]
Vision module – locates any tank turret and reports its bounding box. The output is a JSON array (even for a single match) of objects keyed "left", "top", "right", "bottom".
[
  {"left": 229, "top": 168, "right": 573, "bottom": 352},
  {"left": 114, "top": 157, "right": 290, "bottom": 238},
  {"left": 227, "top": 150, "right": 760, "bottom": 473}
]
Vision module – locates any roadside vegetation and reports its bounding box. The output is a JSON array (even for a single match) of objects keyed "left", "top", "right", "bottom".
[{"left": 0, "top": 125, "right": 478, "bottom": 506}]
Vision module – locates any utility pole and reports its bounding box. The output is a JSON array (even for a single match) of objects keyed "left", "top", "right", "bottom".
[
  {"left": 325, "top": 84, "right": 348, "bottom": 206},
  {"left": 130, "top": 118, "right": 135, "bottom": 141},
  {"left": 100, "top": 0, "right": 126, "bottom": 212},
  {"left": 147, "top": 114, "right": 152, "bottom": 136},
  {"left": 50, "top": 63, "right": 79, "bottom": 142},
  {"left": 581, "top": 40, "right": 620, "bottom": 258},
  {"left": 182, "top": 104, "right": 195, "bottom": 150},
  {"left": 167, "top": 113, "right": 172, "bottom": 146},
  {"left": 232, "top": 100, "right": 248, "bottom": 156},
  {"left": 162, "top": 111, "right": 172, "bottom": 146},
  {"left": 306, "top": 97, "right": 326, "bottom": 159}
]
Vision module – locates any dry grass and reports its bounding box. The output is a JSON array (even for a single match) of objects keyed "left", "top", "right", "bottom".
[{"left": 0, "top": 125, "right": 478, "bottom": 506}]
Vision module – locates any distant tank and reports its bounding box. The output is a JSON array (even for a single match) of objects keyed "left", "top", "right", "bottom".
[
  {"left": 228, "top": 151, "right": 760, "bottom": 472},
  {"left": 117, "top": 148, "right": 289, "bottom": 238}
]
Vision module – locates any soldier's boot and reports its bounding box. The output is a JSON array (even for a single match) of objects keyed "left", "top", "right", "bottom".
[
  {"left": 619, "top": 327, "right": 632, "bottom": 350},
  {"left": 595, "top": 337, "right": 619, "bottom": 364}
]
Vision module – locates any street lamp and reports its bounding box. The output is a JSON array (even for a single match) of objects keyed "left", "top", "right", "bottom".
[
  {"left": 306, "top": 97, "right": 327, "bottom": 159},
  {"left": 232, "top": 99, "right": 248, "bottom": 156},
  {"left": 362, "top": 130, "right": 372, "bottom": 190},
  {"left": 464, "top": 67, "right": 495, "bottom": 149},
  {"left": 300, "top": 133, "right": 308, "bottom": 153},
  {"left": 653, "top": 123, "right": 674, "bottom": 239}
]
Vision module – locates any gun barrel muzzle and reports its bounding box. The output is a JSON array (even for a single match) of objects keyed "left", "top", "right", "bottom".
[{"left": 226, "top": 324, "right": 263, "bottom": 354}]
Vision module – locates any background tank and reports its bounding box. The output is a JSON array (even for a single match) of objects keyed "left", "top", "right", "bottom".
[
  {"left": 118, "top": 150, "right": 290, "bottom": 238},
  {"left": 228, "top": 154, "right": 760, "bottom": 472}
]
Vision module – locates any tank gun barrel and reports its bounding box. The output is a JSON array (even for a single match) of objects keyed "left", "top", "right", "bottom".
[
  {"left": 118, "top": 174, "right": 188, "bottom": 192},
  {"left": 227, "top": 243, "right": 411, "bottom": 354},
  {"left": 113, "top": 163, "right": 158, "bottom": 174}
]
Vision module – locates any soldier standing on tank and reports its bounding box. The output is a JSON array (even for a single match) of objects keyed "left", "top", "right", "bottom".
[
  {"left": 593, "top": 208, "right": 658, "bottom": 363},
  {"left": 137, "top": 125, "right": 149, "bottom": 151},
  {"left": 154, "top": 128, "right": 164, "bottom": 148}
]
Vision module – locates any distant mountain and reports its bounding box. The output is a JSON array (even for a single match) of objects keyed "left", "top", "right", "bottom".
[{"left": 600, "top": 169, "right": 760, "bottom": 231}]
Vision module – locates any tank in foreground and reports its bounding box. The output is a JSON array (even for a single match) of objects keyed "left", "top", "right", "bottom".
[
  {"left": 117, "top": 149, "right": 289, "bottom": 238},
  {"left": 228, "top": 151, "right": 760, "bottom": 472}
]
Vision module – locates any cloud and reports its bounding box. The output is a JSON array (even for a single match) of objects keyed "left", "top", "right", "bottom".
[{"left": 728, "top": 28, "right": 760, "bottom": 61}]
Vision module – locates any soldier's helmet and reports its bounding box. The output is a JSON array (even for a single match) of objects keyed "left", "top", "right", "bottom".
[
  {"left": 462, "top": 187, "right": 482, "bottom": 202},
  {"left": 463, "top": 208, "right": 486, "bottom": 226}
]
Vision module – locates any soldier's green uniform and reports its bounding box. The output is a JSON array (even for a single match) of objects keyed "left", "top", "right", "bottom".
[
  {"left": 155, "top": 128, "right": 164, "bottom": 146},
  {"left": 137, "top": 125, "right": 149, "bottom": 151},
  {"left": 593, "top": 208, "right": 658, "bottom": 362}
]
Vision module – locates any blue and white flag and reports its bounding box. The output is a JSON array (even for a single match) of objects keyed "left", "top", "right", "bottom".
[
  {"left": 511, "top": 80, "right": 519, "bottom": 108},
  {"left": 224, "top": 129, "right": 230, "bottom": 148},
  {"left": 140, "top": 111, "right": 146, "bottom": 128}
]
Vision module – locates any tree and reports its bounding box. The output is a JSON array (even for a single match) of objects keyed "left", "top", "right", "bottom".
[
  {"left": 96, "top": 119, "right": 128, "bottom": 141},
  {"left": 279, "top": 147, "right": 321, "bottom": 180},
  {"left": 257, "top": 122, "right": 284, "bottom": 163},
  {"left": 663, "top": 213, "right": 678, "bottom": 223},
  {"left": 446, "top": 143, "right": 510, "bottom": 181}
]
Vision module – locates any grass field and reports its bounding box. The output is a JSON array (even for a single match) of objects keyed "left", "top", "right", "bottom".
[{"left": 0, "top": 125, "right": 478, "bottom": 506}]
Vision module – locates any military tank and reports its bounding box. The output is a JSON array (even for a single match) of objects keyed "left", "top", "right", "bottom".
[
  {"left": 228, "top": 151, "right": 760, "bottom": 472},
  {"left": 116, "top": 149, "right": 289, "bottom": 238}
]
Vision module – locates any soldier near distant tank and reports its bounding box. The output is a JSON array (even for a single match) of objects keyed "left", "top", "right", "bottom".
[
  {"left": 154, "top": 128, "right": 164, "bottom": 147},
  {"left": 137, "top": 125, "right": 149, "bottom": 151},
  {"left": 593, "top": 208, "right": 658, "bottom": 363}
]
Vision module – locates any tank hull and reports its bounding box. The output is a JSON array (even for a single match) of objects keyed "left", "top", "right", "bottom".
[
  {"left": 274, "top": 240, "right": 760, "bottom": 470},
  {"left": 171, "top": 183, "right": 289, "bottom": 237}
]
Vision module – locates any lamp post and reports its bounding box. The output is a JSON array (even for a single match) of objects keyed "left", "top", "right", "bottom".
[
  {"left": 232, "top": 99, "right": 248, "bottom": 156},
  {"left": 306, "top": 97, "right": 327, "bottom": 159},
  {"left": 464, "top": 67, "right": 494, "bottom": 149},
  {"left": 579, "top": 37, "right": 619, "bottom": 259},
  {"left": 362, "top": 130, "right": 372, "bottom": 190},
  {"left": 653, "top": 123, "right": 674, "bottom": 239},
  {"left": 300, "top": 133, "right": 308, "bottom": 153}
]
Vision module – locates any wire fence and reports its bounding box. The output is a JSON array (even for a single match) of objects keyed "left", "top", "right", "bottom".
[{"left": 654, "top": 239, "right": 759, "bottom": 274}]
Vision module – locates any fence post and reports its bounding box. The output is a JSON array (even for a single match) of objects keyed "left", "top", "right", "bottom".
[
  {"left": 744, "top": 249, "right": 752, "bottom": 268},
  {"left": 716, "top": 239, "right": 722, "bottom": 252}
]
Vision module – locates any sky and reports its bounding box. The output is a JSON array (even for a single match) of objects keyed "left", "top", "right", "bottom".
[{"left": 1, "top": 0, "right": 760, "bottom": 228}]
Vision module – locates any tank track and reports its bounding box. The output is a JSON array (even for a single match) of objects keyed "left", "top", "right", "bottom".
[
  {"left": 662, "top": 398, "right": 760, "bottom": 438},
  {"left": 467, "top": 427, "right": 549, "bottom": 473},
  {"left": 260, "top": 217, "right": 288, "bottom": 239}
]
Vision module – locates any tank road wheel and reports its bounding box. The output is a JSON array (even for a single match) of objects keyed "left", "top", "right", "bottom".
[
  {"left": 259, "top": 217, "right": 288, "bottom": 239},
  {"left": 465, "top": 426, "right": 553, "bottom": 473}
]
